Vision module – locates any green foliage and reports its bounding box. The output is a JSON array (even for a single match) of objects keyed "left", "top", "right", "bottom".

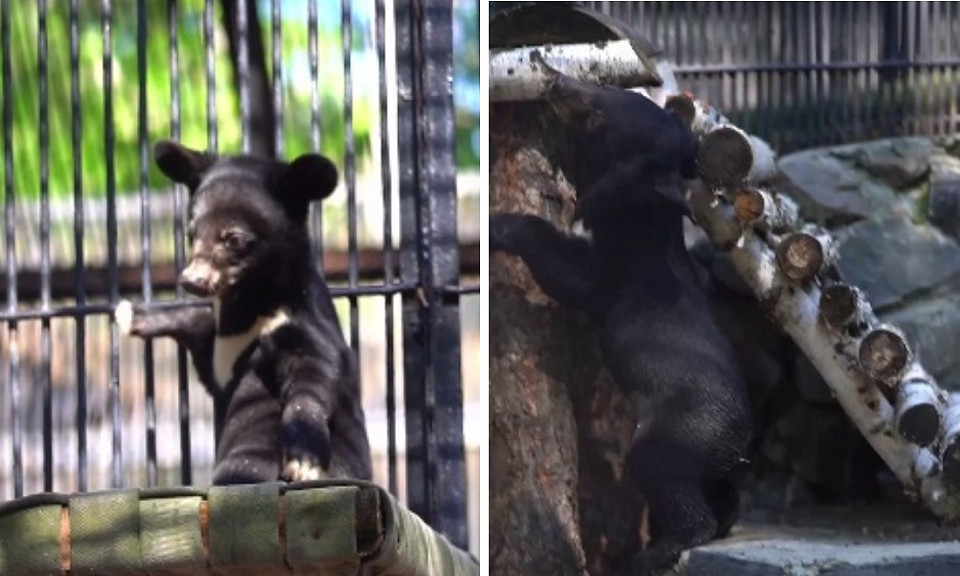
[{"left": 0, "top": 0, "right": 378, "bottom": 200}]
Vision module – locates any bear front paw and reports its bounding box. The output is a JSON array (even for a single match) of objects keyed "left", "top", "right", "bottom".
[
  {"left": 281, "top": 456, "right": 329, "bottom": 482},
  {"left": 115, "top": 300, "right": 136, "bottom": 335},
  {"left": 281, "top": 399, "right": 333, "bottom": 478},
  {"left": 490, "top": 212, "right": 534, "bottom": 253}
]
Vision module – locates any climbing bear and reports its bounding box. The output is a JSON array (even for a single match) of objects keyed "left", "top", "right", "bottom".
[
  {"left": 491, "top": 74, "right": 752, "bottom": 574},
  {"left": 117, "top": 140, "right": 372, "bottom": 484}
]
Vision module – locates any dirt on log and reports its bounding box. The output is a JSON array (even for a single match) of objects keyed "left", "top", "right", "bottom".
[{"left": 490, "top": 102, "right": 639, "bottom": 576}]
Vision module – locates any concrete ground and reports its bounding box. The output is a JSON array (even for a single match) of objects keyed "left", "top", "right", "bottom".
[{"left": 681, "top": 503, "right": 960, "bottom": 575}]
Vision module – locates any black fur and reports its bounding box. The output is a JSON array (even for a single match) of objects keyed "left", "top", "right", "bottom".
[
  {"left": 125, "top": 141, "right": 372, "bottom": 484},
  {"left": 491, "top": 75, "right": 751, "bottom": 574}
]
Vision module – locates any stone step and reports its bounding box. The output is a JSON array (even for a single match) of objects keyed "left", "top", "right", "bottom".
[{"left": 682, "top": 505, "right": 960, "bottom": 576}]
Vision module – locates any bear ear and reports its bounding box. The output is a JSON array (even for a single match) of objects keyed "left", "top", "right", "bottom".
[
  {"left": 278, "top": 153, "right": 339, "bottom": 202},
  {"left": 154, "top": 140, "right": 215, "bottom": 189}
]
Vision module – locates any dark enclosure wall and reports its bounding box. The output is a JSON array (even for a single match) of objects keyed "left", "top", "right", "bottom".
[
  {"left": 589, "top": 1, "right": 960, "bottom": 153},
  {"left": 0, "top": 0, "right": 479, "bottom": 554}
]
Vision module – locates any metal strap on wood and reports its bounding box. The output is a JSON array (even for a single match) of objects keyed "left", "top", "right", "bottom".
[{"left": 0, "top": 481, "right": 478, "bottom": 576}]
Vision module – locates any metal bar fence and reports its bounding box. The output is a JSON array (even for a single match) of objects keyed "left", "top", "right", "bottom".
[
  {"left": 591, "top": 1, "right": 960, "bottom": 153},
  {"left": 0, "top": 0, "right": 477, "bottom": 552},
  {"left": 396, "top": 0, "right": 468, "bottom": 550}
]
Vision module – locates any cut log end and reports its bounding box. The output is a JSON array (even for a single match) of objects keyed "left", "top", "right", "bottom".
[
  {"left": 820, "top": 284, "right": 861, "bottom": 329},
  {"left": 859, "top": 326, "right": 912, "bottom": 385},
  {"left": 733, "top": 188, "right": 765, "bottom": 225},
  {"left": 897, "top": 403, "right": 940, "bottom": 447},
  {"left": 776, "top": 232, "right": 825, "bottom": 283},
  {"left": 698, "top": 126, "right": 753, "bottom": 187}
]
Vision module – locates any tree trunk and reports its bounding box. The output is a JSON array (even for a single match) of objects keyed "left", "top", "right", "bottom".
[{"left": 490, "top": 102, "right": 638, "bottom": 576}]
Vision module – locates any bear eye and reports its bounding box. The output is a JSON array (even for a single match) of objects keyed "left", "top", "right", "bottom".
[{"left": 222, "top": 231, "right": 247, "bottom": 252}]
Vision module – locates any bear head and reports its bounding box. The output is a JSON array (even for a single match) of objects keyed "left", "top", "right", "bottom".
[{"left": 154, "top": 140, "right": 338, "bottom": 299}]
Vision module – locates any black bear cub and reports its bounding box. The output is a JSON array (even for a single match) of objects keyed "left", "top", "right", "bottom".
[
  {"left": 491, "top": 74, "right": 751, "bottom": 574},
  {"left": 117, "top": 140, "right": 372, "bottom": 484}
]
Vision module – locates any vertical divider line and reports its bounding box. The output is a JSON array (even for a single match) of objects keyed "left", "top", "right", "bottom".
[
  {"left": 137, "top": 0, "right": 157, "bottom": 488},
  {"left": 203, "top": 0, "right": 218, "bottom": 455},
  {"left": 170, "top": 0, "right": 192, "bottom": 487},
  {"left": 38, "top": 0, "right": 54, "bottom": 493},
  {"left": 308, "top": 0, "right": 324, "bottom": 272},
  {"left": 307, "top": 1, "right": 328, "bottom": 276},
  {"left": 342, "top": 0, "right": 360, "bottom": 368},
  {"left": 102, "top": 0, "right": 122, "bottom": 489},
  {"left": 238, "top": 0, "right": 250, "bottom": 153},
  {"left": 375, "top": 0, "right": 398, "bottom": 496},
  {"left": 69, "top": 0, "right": 88, "bottom": 493},
  {"left": 272, "top": 0, "right": 283, "bottom": 159},
  {"left": 205, "top": 0, "right": 218, "bottom": 153},
  {"left": 1, "top": 0, "right": 23, "bottom": 499}
]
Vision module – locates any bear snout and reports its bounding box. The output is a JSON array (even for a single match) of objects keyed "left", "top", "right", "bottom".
[{"left": 180, "top": 260, "right": 220, "bottom": 297}]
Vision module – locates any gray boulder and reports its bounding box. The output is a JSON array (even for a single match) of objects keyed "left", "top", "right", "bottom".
[{"left": 834, "top": 212, "right": 960, "bottom": 310}]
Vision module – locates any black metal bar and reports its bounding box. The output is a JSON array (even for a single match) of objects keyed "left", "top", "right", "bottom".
[
  {"left": 375, "top": 0, "right": 399, "bottom": 497},
  {"left": 1, "top": 0, "right": 22, "bottom": 500},
  {"left": 907, "top": 1, "right": 918, "bottom": 135},
  {"left": 0, "top": 282, "right": 422, "bottom": 324},
  {"left": 69, "top": 0, "right": 88, "bottom": 494},
  {"left": 38, "top": 0, "right": 54, "bottom": 493},
  {"left": 205, "top": 0, "right": 218, "bottom": 153},
  {"left": 238, "top": 0, "right": 250, "bottom": 153},
  {"left": 102, "top": 0, "right": 123, "bottom": 489},
  {"left": 272, "top": 0, "right": 283, "bottom": 159},
  {"left": 395, "top": 0, "right": 424, "bottom": 525},
  {"left": 441, "top": 284, "right": 482, "bottom": 296},
  {"left": 398, "top": 0, "right": 468, "bottom": 548},
  {"left": 138, "top": 0, "right": 158, "bottom": 488},
  {"left": 342, "top": 0, "right": 360, "bottom": 376},
  {"left": 170, "top": 0, "right": 192, "bottom": 488},
  {"left": 308, "top": 0, "right": 324, "bottom": 276}
]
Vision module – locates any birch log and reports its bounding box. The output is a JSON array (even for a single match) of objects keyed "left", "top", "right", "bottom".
[
  {"left": 490, "top": 40, "right": 661, "bottom": 102},
  {"left": 895, "top": 363, "right": 944, "bottom": 448},
  {"left": 698, "top": 125, "right": 779, "bottom": 187},
  {"left": 666, "top": 93, "right": 778, "bottom": 187},
  {"left": 688, "top": 182, "right": 960, "bottom": 522},
  {"left": 774, "top": 227, "right": 837, "bottom": 284},
  {"left": 942, "top": 394, "right": 960, "bottom": 488},
  {"left": 732, "top": 187, "right": 800, "bottom": 232},
  {"left": 858, "top": 325, "right": 913, "bottom": 387},
  {"left": 820, "top": 283, "right": 872, "bottom": 334}
]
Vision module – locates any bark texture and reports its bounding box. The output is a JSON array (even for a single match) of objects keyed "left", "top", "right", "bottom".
[{"left": 490, "top": 102, "right": 638, "bottom": 576}]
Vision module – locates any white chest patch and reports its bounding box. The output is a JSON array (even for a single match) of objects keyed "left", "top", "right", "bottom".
[
  {"left": 571, "top": 219, "right": 593, "bottom": 242},
  {"left": 212, "top": 302, "right": 292, "bottom": 389}
]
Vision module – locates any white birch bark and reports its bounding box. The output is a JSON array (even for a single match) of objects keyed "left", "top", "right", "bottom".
[{"left": 490, "top": 40, "right": 661, "bottom": 102}]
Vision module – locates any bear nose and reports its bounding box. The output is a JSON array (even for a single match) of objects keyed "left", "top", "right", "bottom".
[{"left": 179, "top": 261, "right": 216, "bottom": 297}]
